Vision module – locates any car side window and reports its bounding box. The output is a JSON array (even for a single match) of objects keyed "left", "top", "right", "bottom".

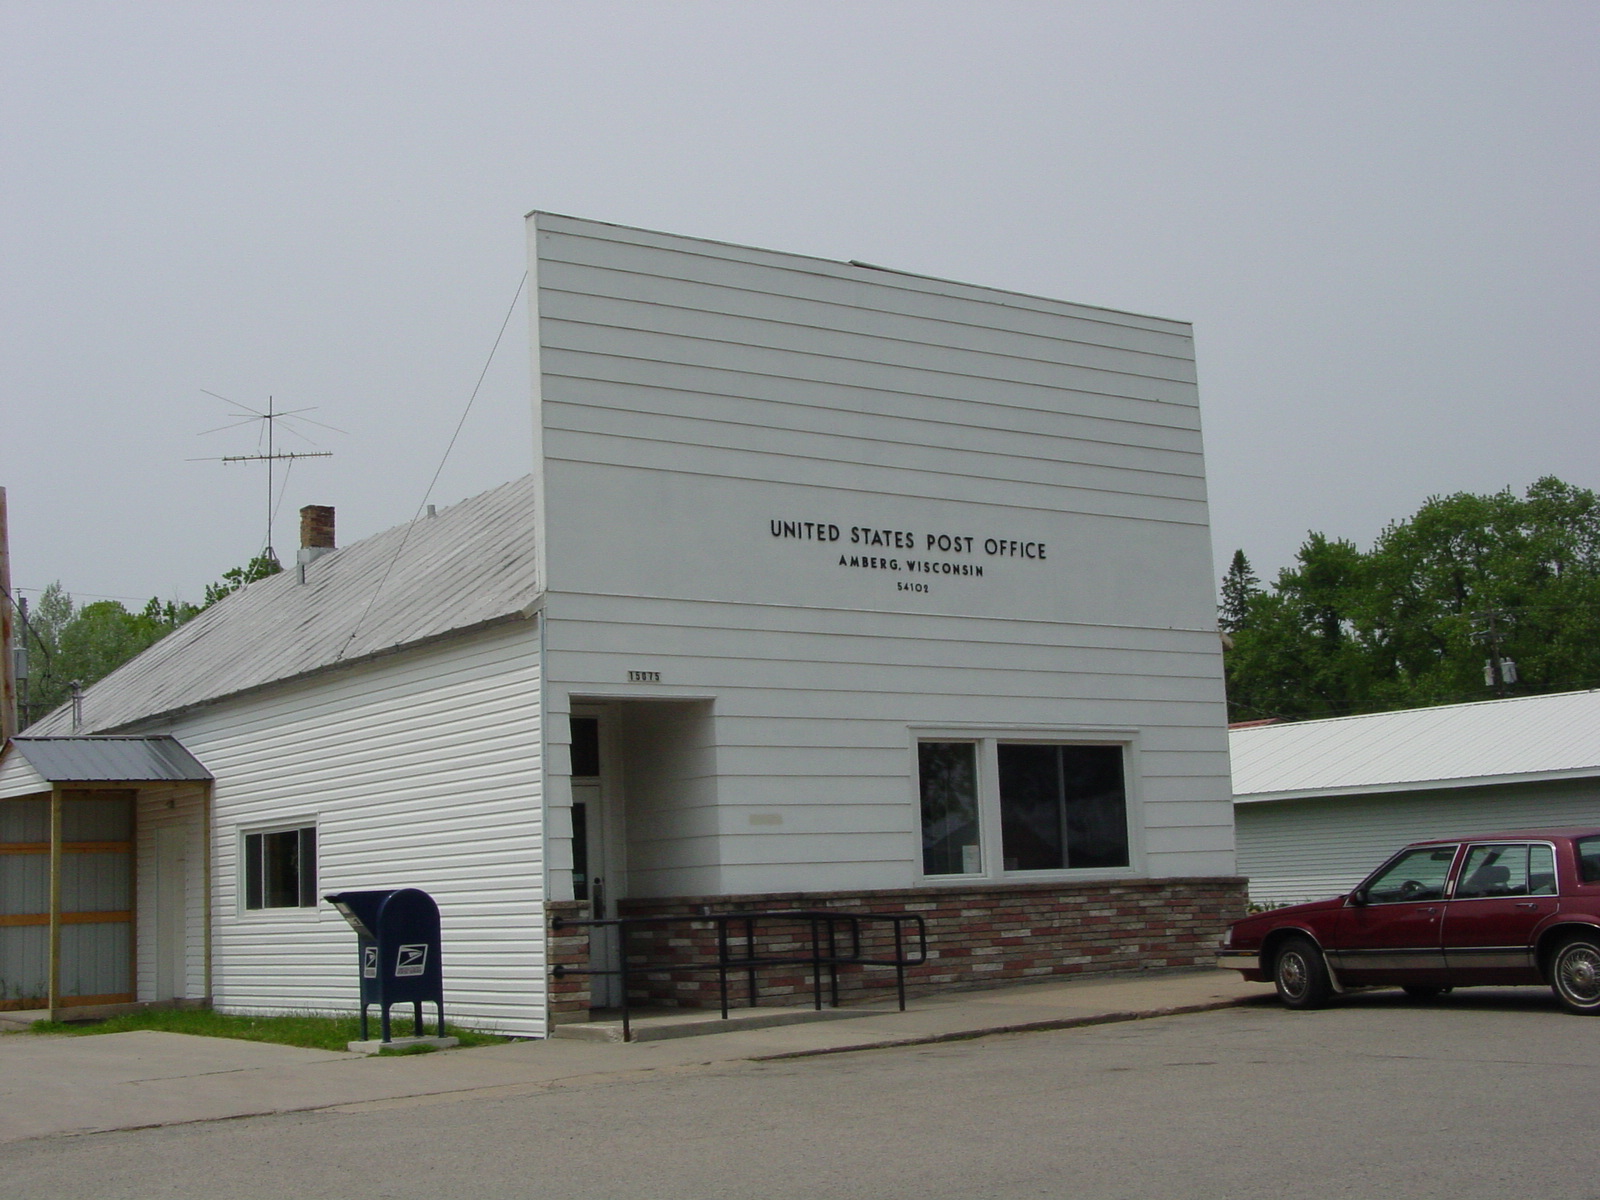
[
  {"left": 1363, "top": 846, "right": 1457, "bottom": 904},
  {"left": 1577, "top": 836, "right": 1600, "bottom": 884},
  {"left": 1457, "top": 844, "right": 1531, "bottom": 899},
  {"left": 1529, "top": 844, "right": 1557, "bottom": 895}
]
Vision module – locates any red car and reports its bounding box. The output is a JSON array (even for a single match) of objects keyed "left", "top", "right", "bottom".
[{"left": 1219, "top": 828, "right": 1600, "bottom": 1013}]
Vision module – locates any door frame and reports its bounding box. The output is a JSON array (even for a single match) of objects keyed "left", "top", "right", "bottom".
[
  {"left": 571, "top": 704, "right": 626, "bottom": 1007},
  {"left": 153, "top": 824, "right": 189, "bottom": 1001}
]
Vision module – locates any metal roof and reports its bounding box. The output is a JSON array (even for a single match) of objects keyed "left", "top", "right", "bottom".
[
  {"left": 25, "top": 475, "right": 541, "bottom": 735},
  {"left": 1231, "top": 689, "right": 1600, "bottom": 803},
  {"left": 8, "top": 736, "right": 213, "bottom": 782}
]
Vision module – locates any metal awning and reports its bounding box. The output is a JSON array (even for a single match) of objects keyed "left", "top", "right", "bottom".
[{"left": 7, "top": 736, "right": 212, "bottom": 783}]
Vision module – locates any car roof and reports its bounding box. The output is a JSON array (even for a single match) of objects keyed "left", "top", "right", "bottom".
[{"left": 1405, "top": 828, "right": 1600, "bottom": 848}]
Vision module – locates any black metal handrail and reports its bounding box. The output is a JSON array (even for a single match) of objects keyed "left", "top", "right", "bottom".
[{"left": 552, "top": 908, "right": 928, "bottom": 1041}]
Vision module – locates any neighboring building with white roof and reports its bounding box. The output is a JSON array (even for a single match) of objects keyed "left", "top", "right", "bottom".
[
  {"left": 1, "top": 214, "right": 1241, "bottom": 1035},
  {"left": 1231, "top": 690, "right": 1600, "bottom": 905}
]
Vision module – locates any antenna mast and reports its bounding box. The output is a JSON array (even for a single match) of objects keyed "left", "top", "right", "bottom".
[{"left": 194, "top": 393, "right": 338, "bottom": 563}]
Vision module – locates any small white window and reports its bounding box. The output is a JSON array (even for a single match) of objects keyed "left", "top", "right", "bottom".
[{"left": 242, "top": 825, "right": 318, "bottom": 909}]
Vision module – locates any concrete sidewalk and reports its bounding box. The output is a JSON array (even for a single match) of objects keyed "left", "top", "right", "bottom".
[{"left": 0, "top": 970, "right": 1276, "bottom": 1144}]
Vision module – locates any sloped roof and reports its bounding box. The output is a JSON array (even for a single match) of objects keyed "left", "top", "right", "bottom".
[
  {"left": 26, "top": 475, "right": 541, "bottom": 735},
  {"left": 1231, "top": 689, "right": 1600, "bottom": 803},
  {"left": 8, "top": 736, "right": 212, "bottom": 781}
]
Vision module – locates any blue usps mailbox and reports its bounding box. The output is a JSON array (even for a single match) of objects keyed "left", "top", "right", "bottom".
[{"left": 325, "top": 888, "right": 445, "bottom": 1043}]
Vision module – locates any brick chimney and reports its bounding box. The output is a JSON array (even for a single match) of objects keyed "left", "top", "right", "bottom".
[{"left": 297, "top": 505, "right": 335, "bottom": 578}]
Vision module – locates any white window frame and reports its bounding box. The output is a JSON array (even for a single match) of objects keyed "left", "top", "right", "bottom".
[
  {"left": 911, "top": 727, "right": 1143, "bottom": 885},
  {"left": 237, "top": 819, "right": 320, "bottom": 917}
]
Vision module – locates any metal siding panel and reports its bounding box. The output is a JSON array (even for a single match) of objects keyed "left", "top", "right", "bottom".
[
  {"left": 10, "top": 738, "right": 210, "bottom": 783},
  {"left": 62, "top": 795, "right": 133, "bottom": 841},
  {"left": 1232, "top": 690, "right": 1600, "bottom": 800},
  {"left": 61, "top": 853, "right": 131, "bottom": 912},
  {"left": 59, "top": 922, "right": 131, "bottom": 997},
  {"left": 0, "top": 926, "right": 48, "bottom": 1001},
  {"left": 1237, "top": 779, "right": 1600, "bottom": 905},
  {"left": 0, "top": 798, "right": 49, "bottom": 843},
  {"left": 0, "top": 855, "right": 47, "bottom": 915},
  {"left": 170, "top": 622, "right": 545, "bottom": 1036},
  {"left": 25, "top": 477, "right": 541, "bottom": 738}
]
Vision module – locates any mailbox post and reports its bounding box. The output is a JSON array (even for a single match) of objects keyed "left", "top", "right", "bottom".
[{"left": 326, "top": 888, "right": 445, "bottom": 1043}]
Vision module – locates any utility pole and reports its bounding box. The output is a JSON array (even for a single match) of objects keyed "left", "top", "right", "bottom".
[
  {"left": 15, "top": 595, "right": 28, "bottom": 731},
  {"left": 1471, "top": 608, "right": 1513, "bottom": 698},
  {"left": 1, "top": 486, "right": 16, "bottom": 741}
]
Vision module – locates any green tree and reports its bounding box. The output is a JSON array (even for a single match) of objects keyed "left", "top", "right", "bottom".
[
  {"left": 1218, "top": 549, "right": 1260, "bottom": 634},
  {"left": 1225, "top": 534, "right": 1374, "bottom": 721},
  {"left": 19, "top": 554, "right": 283, "bottom": 727},
  {"left": 1222, "top": 477, "right": 1600, "bottom": 722},
  {"left": 202, "top": 553, "right": 282, "bottom": 607}
]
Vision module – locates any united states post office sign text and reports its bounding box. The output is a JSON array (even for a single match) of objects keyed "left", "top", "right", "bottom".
[{"left": 769, "top": 518, "right": 1047, "bottom": 590}]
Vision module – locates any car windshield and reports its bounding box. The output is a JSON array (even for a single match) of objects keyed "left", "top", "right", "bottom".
[{"left": 1362, "top": 845, "right": 1457, "bottom": 903}]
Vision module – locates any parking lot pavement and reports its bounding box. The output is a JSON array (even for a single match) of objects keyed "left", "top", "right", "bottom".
[
  {"left": 4, "top": 989, "right": 1593, "bottom": 1200},
  {"left": 0, "top": 970, "right": 1274, "bottom": 1144}
]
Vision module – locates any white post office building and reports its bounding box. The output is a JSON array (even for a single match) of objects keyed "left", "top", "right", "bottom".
[{"left": 1, "top": 215, "right": 1242, "bottom": 1036}]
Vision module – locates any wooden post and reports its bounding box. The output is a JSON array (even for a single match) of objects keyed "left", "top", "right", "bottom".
[
  {"left": 203, "top": 783, "right": 214, "bottom": 1005},
  {"left": 0, "top": 486, "right": 16, "bottom": 741}
]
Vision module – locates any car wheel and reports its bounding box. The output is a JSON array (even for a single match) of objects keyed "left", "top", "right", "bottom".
[
  {"left": 1273, "top": 936, "right": 1333, "bottom": 1010},
  {"left": 1550, "top": 935, "right": 1600, "bottom": 1014}
]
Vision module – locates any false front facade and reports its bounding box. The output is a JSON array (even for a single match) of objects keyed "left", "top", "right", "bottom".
[{"left": 1, "top": 215, "right": 1240, "bottom": 1035}]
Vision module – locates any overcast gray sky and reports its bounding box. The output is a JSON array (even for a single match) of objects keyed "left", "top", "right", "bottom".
[{"left": 3, "top": 1, "right": 1595, "bottom": 610}]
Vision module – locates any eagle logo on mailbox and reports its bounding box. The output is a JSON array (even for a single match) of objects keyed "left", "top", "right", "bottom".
[{"left": 395, "top": 944, "right": 428, "bottom": 977}]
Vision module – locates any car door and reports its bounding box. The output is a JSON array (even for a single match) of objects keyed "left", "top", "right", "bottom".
[
  {"left": 1440, "top": 842, "right": 1556, "bottom": 983},
  {"left": 1330, "top": 844, "right": 1459, "bottom": 985}
]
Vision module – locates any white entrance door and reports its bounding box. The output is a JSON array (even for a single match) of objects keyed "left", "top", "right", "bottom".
[
  {"left": 153, "top": 825, "right": 188, "bottom": 1001},
  {"left": 571, "top": 781, "right": 622, "bottom": 1007}
]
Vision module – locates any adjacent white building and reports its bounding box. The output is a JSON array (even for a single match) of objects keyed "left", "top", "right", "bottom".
[
  {"left": 1232, "top": 690, "right": 1600, "bottom": 905},
  {"left": 1, "top": 214, "right": 1241, "bottom": 1036}
]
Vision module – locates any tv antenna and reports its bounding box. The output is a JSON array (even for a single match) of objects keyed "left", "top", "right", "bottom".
[{"left": 191, "top": 391, "right": 341, "bottom": 564}]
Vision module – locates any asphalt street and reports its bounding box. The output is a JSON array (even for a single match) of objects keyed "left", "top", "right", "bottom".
[{"left": 5, "top": 989, "right": 1597, "bottom": 1200}]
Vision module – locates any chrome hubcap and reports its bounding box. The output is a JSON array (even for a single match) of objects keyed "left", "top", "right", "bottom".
[
  {"left": 1559, "top": 946, "right": 1600, "bottom": 1004},
  {"left": 1278, "top": 952, "right": 1307, "bottom": 998}
]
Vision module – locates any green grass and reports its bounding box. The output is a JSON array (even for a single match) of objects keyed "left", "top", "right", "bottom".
[{"left": 28, "top": 1008, "right": 508, "bottom": 1052}]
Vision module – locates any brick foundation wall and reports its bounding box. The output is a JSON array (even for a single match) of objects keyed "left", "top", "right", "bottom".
[
  {"left": 545, "top": 899, "right": 592, "bottom": 1022},
  {"left": 546, "top": 878, "right": 1247, "bottom": 1014}
]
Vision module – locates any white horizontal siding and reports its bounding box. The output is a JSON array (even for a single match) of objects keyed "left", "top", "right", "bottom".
[
  {"left": 545, "top": 372, "right": 1203, "bottom": 472},
  {"left": 1237, "top": 778, "right": 1600, "bottom": 906},
  {"left": 0, "top": 753, "right": 49, "bottom": 800},
  {"left": 546, "top": 401, "right": 1206, "bottom": 504},
  {"left": 547, "top": 615, "right": 1233, "bottom": 894},
  {"left": 537, "top": 257, "right": 1199, "bottom": 379},
  {"left": 530, "top": 215, "right": 1234, "bottom": 901},
  {"left": 547, "top": 438, "right": 1206, "bottom": 533},
  {"left": 148, "top": 623, "right": 545, "bottom": 1036},
  {"left": 533, "top": 220, "right": 1194, "bottom": 352}
]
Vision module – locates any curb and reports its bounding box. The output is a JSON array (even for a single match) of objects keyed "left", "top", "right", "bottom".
[{"left": 747, "top": 993, "right": 1272, "bottom": 1060}]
